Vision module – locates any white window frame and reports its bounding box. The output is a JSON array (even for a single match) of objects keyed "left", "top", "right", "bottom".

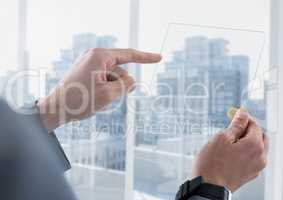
[
  {"left": 128, "top": 1, "right": 283, "bottom": 200},
  {"left": 17, "top": 0, "right": 282, "bottom": 199},
  {"left": 18, "top": 0, "right": 139, "bottom": 198},
  {"left": 125, "top": 0, "right": 140, "bottom": 200},
  {"left": 17, "top": 0, "right": 29, "bottom": 104},
  {"left": 265, "top": 0, "right": 283, "bottom": 199}
]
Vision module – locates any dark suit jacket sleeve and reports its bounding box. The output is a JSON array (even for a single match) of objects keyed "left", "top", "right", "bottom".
[
  {"left": 23, "top": 103, "right": 210, "bottom": 200},
  {"left": 22, "top": 102, "right": 71, "bottom": 172},
  {"left": 0, "top": 99, "right": 77, "bottom": 200},
  {"left": 48, "top": 131, "right": 71, "bottom": 171}
]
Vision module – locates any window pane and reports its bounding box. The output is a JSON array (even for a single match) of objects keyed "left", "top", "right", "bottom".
[
  {"left": 27, "top": 0, "right": 129, "bottom": 200},
  {"left": 0, "top": 0, "right": 18, "bottom": 70},
  {"left": 135, "top": 0, "right": 270, "bottom": 200},
  {"left": 0, "top": 0, "right": 18, "bottom": 96}
]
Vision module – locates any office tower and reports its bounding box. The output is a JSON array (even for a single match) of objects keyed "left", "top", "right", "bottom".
[
  {"left": 182, "top": 37, "right": 249, "bottom": 127},
  {"left": 208, "top": 41, "right": 250, "bottom": 126},
  {"left": 135, "top": 36, "right": 251, "bottom": 147},
  {"left": 73, "top": 33, "right": 97, "bottom": 59},
  {"left": 73, "top": 33, "right": 117, "bottom": 58}
]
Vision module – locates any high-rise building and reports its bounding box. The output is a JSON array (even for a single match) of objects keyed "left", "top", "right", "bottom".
[
  {"left": 172, "top": 36, "right": 249, "bottom": 127},
  {"left": 73, "top": 33, "right": 117, "bottom": 58},
  {"left": 73, "top": 33, "right": 97, "bottom": 59},
  {"left": 136, "top": 36, "right": 251, "bottom": 147}
]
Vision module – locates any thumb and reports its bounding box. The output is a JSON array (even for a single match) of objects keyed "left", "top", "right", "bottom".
[
  {"left": 227, "top": 108, "right": 250, "bottom": 141},
  {"left": 106, "top": 75, "right": 135, "bottom": 101}
]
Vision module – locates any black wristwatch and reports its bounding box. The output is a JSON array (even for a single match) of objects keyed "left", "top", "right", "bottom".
[{"left": 175, "top": 177, "right": 232, "bottom": 200}]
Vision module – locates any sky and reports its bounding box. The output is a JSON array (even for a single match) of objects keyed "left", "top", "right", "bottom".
[
  {"left": 0, "top": 0, "right": 270, "bottom": 83},
  {"left": 0, "top": 0, "right": 18, "bottom": 70},
  {"left": 0, "top": 0, "right": 130, "bottom": 70}
]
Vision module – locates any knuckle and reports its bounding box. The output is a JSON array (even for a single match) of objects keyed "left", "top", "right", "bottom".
[
  {"left": 231, "top": 113, "right": 248, "bottom": 126},
  {"left": 254, "top": 143, "right": 265, "bottom": 155},
  {"left": 121, "top": 70, "right": 129, "bottom": 77},
  {"left": 254, "top": 157, "right": 267, "bottom": 172},
  {"left": 232, "top": 123, "right": 246, "bottom": 132},
  {"left": 236, "top": 112, "right": 248, "bottom": 122},
  {"left": 89, "top": 48, "right": 106, "bottom": 56},
  {"left": 248, "top": 141, "right": 266, "bottom": 169},
  {"left": 89, "top": 48, "right": 111, "bottom": 65},
  {"left": 214, "top": 132, "right": 227, "bottom": 142}
]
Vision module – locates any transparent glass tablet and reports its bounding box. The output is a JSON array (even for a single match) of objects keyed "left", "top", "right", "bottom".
[
  {"left": 134, "top": 23, "right": 276, "bottom": 200},
  {"left": 151, "top": 23, "right": 269, "bottom": 137}
]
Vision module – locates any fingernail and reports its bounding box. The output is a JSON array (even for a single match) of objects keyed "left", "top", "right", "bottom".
[
  {"left": 235, "top": 109, "right": 244, "bottom": 118},
  {"left": 227, "top": 107, "right": 238, "bottom": 120}
]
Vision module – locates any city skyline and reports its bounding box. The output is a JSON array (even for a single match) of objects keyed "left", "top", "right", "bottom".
[
  {"left": 0, "top": 1, "right": 272, "bottom": 200},
  {"left": 0, "top": 31, "right": 267, "bottom": 200}
]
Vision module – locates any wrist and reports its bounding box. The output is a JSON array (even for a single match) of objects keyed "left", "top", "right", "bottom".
[
  {"left": 37, "top": 97, "right": 62, "bottom": 133},
  {"left": 176, "top": 177, "right": 232, "bottom": 200},
  {"left": 203, "top": 177, "right": 234, "bottom": 193},
  {"left": 193, "top": 173, "right": 235, "bottom": 192}
]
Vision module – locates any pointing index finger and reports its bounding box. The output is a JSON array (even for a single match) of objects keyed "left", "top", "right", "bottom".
[{"left": 110, "top": 48, "right": 162, "bottom": 65}]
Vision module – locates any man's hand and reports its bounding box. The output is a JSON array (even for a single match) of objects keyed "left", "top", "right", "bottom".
[
  {"left": 38, "top": 48, "right": 161, "bottom": 132},
  {"left": 192, "top": 108, "right": 268, "bottom": 192}
]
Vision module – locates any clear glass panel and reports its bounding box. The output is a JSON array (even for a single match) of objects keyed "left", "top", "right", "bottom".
[
  {"left": 0, "top": 0, "right": 18, "bottom": 71},
  {"left": 0, "top": 0, "right": 19, "bottom": 98},
  {"left": 157, "top": 23, "right": 265, "bottom": 131},
  {"left": 135, "top": 0, "right": 270, "bottom": 199},
  {"left": 27, "top": 0, "right": 129, "bottom": 199}
]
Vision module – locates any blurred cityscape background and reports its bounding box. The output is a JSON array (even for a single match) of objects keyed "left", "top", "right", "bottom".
[{"left": 0, "top": 32, "right": 267, "bottom": 200}]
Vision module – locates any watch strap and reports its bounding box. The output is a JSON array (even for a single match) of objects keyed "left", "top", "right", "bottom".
[
  {"left": 195, "top": 183, "right": 231, "bottom": 200},
  {"left": 175, "top": 177, "right": 204, "bottom": 200},
  {"left": 175, "top": 177, "right": 231, "bottom": 200}
]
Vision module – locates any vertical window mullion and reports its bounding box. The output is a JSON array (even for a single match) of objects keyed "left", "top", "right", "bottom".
[
  {"left": 125, "top": 0, "right": 140, "bottom": 200},
  {"left": 265, "top": 0, "right": 283, "bottom": 199}
]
